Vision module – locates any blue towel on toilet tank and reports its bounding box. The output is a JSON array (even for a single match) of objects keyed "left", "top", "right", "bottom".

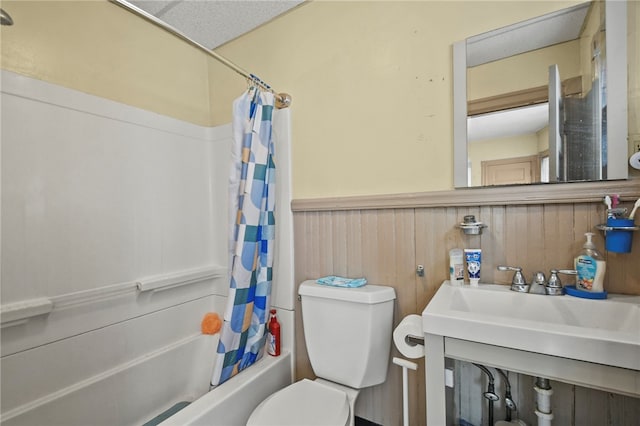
[{"left": 316, "top": 276, "right": 367, "bottom": 288}]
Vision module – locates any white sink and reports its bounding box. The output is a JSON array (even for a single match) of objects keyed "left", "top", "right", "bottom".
[{"left": 422, "top": 281, "right": 640, "bottom": 371}]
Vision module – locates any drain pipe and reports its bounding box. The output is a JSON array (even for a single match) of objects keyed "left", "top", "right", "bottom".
[
  {"left": 496, "top": 369, "right": 516, "bottom": 422},
  {"left": 534, "top": 377, "right": 554, "bottom": 426},
  {"left": 473, "top": 364, "right": 499, "bottom": 426}
]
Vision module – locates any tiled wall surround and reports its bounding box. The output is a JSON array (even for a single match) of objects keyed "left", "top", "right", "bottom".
[{"left": 292, "top": 180, "right": 640, "bottom": 426}]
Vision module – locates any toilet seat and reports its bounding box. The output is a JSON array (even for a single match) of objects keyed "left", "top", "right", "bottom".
[{"left": 247, "top": 379, "right": 350, "bottom": 426}]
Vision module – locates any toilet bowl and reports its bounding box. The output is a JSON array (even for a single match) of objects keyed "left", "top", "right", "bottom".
[
  {"left": 248, "top": 280, "right": 396, "bottom": 426},
  {"left": 247, "top": 379, "right": 350, "bottom": 426}
]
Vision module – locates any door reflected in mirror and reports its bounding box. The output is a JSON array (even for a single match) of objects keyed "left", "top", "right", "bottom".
[{"left": 468, "top": 103, "right": 549, "bottom": 186}]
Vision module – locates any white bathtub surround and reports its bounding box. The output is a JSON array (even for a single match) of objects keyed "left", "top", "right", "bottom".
[
  {"left": 2, "top": 300, "right": 292, "bottom": 426},
  {"left": 1, "top": 70, "right": 230, "bottom": 306},
  {"left": 271, "top": 106, "right": 295, "bottom": 312},
  {"left": 2, "top": 299, "right": 220, "bottom": 426},
  {"left": 0, "top": 70, "right": 295, "bottom": 425},
  {"left": 1, "top": 264, "right": 228, "bottom": 357}
]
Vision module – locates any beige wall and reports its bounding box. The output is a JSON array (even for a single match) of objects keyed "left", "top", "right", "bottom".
[
  {"left": 538, "top": 126, "right": 550, "bottom": 152},
  {"left": 0, "top": 0, "right": 218, "bottom": 126},
  {"left": 468, "top": 39, "right": 581, "bottom": 100},
  {"left": 2, "top": 1, "right": 637, "bottom": 195},
  {"left": 210, "top": 0, "right": 585, "bottom": 198}
]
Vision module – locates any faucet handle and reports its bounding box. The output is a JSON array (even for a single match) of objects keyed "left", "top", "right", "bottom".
[
  {"left": 497, "top": 265, "right": 525, "bottom": 283},
  {"left": 546, "top": 269, "right": 577, "bottom": 295},
  {"left": 547, "top": 269, "right": 577, "bottom": 288},
  {"left": 497, "top": 266, "right": 529, "bottom": 292}
]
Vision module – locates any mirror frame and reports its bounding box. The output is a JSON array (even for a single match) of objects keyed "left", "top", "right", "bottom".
[{"left": 453, "top": 0, "right": 628, "bottom": 188}]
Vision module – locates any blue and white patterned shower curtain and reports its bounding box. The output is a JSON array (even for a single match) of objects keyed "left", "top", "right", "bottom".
[{"left": 211, "top": 87, "right": 276, "bottom": 386}]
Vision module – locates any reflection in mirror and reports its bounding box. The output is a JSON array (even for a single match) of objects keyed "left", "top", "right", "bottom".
[
  {"left": 453, "top": 0, "right": 628, "bottom": 188},
  {"left": 468, "top": 103, "right": 549, "bottom": 186}
]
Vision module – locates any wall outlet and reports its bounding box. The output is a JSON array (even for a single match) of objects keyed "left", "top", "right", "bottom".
[{"left": 445, "top": 368, "right": 454, "bottom": 388}]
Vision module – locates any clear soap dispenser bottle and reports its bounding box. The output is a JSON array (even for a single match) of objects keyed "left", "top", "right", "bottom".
[{"left": 575, "top": 232, "right": 606, "bottom": 292}]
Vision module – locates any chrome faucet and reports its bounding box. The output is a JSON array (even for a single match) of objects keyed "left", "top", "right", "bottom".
[
  {"left": 529, "top": 271, "right": 547, "bottom": 295},
  {"left": 497, "top": 266, "right": 529, "bottom": 293},
  {"left": 545, "top": 269, "right": 576, "bottom": 295},
  {"left": 497, "top": 266, "right": 576, "bottom": 295}
]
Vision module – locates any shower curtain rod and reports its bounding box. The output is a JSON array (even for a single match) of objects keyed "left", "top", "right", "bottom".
[{"left": 109, "top": 0, "right": 291, "bottom": 109}]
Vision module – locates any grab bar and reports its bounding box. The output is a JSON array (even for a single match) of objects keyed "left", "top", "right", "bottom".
[
  {"left": 136, "top": 265, "right": 225, "bottom": 292},
  {"left": 1, "top": 265, "right": 226, "bottom": 329},
  {"left": 1, "top": 297, "right": 53, "bottom": 327}
]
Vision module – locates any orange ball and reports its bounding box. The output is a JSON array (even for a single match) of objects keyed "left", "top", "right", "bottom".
[{"left": 201, "top": 312, "right": 222, "bottom": 335}]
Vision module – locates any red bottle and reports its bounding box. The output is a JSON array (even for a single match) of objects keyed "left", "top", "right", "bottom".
[{"left": 267, "top": 308, "right": 281, "bottom": 356}]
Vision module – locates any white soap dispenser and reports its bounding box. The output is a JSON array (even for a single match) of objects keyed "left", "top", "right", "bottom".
[{"left": 575, "top": 232, "right": 606, "bottom": 292}]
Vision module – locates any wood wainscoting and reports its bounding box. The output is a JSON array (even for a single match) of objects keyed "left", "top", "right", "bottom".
[{"left": 291, "top": 180, "right": 640, "bottom": 426}]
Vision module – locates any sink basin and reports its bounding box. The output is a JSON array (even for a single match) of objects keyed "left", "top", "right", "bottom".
[{"left": 422, "top": 281, "right": 640, "bottom": 371}]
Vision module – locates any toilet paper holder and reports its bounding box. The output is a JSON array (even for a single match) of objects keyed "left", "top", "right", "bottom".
[
  {"left": 405, "top": 335, "right": 424, "bottom": 346},
  {"left": 394, "top": 314, "right": 425, "bottom": 359}
]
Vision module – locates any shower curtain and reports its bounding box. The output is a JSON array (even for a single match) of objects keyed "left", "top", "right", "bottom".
[{"left": 211, "top": 87, "right": 276, "bottom": 386}]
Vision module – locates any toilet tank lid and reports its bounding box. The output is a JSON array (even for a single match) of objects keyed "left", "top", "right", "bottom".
[{"left": 299, "top": 280, "right": 396, "bottom": 304}]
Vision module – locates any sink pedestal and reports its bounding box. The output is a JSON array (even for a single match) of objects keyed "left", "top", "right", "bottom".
[
  {"left": 422, "top": 281, "right": 640, "bottom": 425},
  {"left": 424, "top": 333, "right": 640, "bottom": 425}
]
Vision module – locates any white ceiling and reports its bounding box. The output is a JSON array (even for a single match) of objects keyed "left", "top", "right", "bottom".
[
  {"left": 466, "top": 2, "right": 590, "bottom": 67},
  {"left": 467, "top": 103, "right": 549, "bottom": 143},
  {"left": 129, "top": 0, "right": 305, "bottom": 49}
]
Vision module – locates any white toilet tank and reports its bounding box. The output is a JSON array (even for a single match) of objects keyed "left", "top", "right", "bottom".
[{"left": 298, "top": 280, "right": 396, "bottom": 389}]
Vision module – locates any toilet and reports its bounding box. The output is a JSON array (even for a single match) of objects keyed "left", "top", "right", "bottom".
[{"left": 247, "top": 280, "right": 396, "bottom": 426}]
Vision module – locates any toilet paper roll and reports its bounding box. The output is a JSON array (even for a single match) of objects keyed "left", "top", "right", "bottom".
[
  {"left": 630, "top": 152, "right": 640, "bottom": 170},
  {"left": 393, "top": 314, "right": 424, "bottom": 359}
]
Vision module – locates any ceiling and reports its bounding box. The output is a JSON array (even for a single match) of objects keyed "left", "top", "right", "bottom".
[
  {"left": 129, "top": 0, "right": 305, "bottom": 49},
  {"left": 466, "top": 2, "right": 590, "bottom": 67},
  {"left": 467, "top": 103, "right": 549, "bottom": 143}
]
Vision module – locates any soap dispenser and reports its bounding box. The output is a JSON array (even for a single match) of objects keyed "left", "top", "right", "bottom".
[{"left": 575, "top": 232, "right": 606, "bottom": 292}]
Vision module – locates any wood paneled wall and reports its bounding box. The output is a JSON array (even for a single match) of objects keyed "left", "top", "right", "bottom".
[{"left": 292, "top": 183, "right": 640, "bottom": 426}]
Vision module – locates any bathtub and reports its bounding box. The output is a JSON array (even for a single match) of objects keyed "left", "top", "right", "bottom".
[
  {"left": 2, "top": 331, "right": 292, "bottom": 426},
  {"left": 159, "top": 346, "right": 292, "bottom": 426},
  {"left": 1, "top": 69, "right": 296, "bottom": 426}
]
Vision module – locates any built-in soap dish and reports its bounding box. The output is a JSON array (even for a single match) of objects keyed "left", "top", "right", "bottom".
[{"left": 458, "top": 215, "right": 487, "bottom": 235}]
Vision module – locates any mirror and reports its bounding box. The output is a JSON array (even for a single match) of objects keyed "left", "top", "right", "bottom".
[{"left": 453, "top": 0, "right": 628, "bottom": 188}]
